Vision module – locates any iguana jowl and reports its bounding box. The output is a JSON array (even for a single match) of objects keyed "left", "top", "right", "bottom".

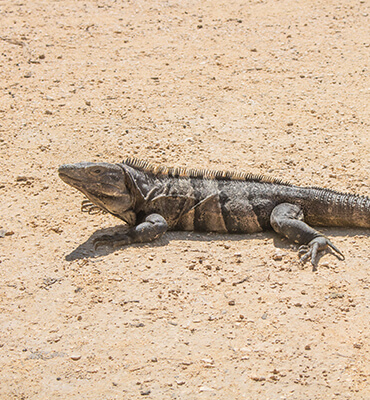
[{"left": 58, "top": 158, "right": 370, "bottom": 269}]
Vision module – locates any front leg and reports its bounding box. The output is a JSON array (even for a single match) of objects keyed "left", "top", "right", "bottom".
[
  {"left": 270, "top": 203, "right": 344, "bottom": 270},
  {"left": 94, "top": 213, "right": 168, "bottom": 249}
]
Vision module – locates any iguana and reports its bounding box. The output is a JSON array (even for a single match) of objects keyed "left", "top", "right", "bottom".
[{"left": 58, "top": 158, "right": 370, "bottom": 270}]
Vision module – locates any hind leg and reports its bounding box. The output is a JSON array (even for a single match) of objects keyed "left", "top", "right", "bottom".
[{"left": 270, "top": 203, "right": 344, "bottom": 270}]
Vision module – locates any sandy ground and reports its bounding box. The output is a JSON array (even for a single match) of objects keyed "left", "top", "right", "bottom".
[{"left": 1, "top": 0, "right": 369, "bottom": 399}]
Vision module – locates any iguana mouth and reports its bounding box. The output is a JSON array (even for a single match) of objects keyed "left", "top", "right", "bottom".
[
  {"left": 59, "top": 172, "right": 116, "bottom": 196},
  {"left": 58, "top": 172, "right": 82, "bottom": 184}
]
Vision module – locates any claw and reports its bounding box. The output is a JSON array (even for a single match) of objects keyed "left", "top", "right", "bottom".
[
  {"left": 326, "top": 239, "right": 345, "bottom": 261},
  {"left": 93, "top": 235, "right": 112, "bottom": 250},
  {"left": 298, "top": 236, "right": 345, "bottom": 271},
  {"left": 81, "top": 200, "right": 105, "bottom": 215},
  {"left": 298, "top": 244, "right": 309, "bottom": 255},
  {"left": 93, "top": 232, "right": 130, "bottom": 250}
]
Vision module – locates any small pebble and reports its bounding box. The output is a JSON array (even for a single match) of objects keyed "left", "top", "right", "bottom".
[
  {"left": 16, "top": 176, "right": 29, "bottom": 182},
  {"left": 251, "top": 376, "right": 266, "bottom": 381},
  {"left": 199, "top": 386, "right": 214, "bottom": 392},
  {"left": 70, "top": 354, "right": 81, "bottom": 361},
  {"left": 272, "top": 252, "right": 283, "bottom": 261}
]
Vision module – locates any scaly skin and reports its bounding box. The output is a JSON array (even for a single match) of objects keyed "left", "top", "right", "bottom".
[{"left": 58, "top": 159, "right": 370, "bottom": 270}]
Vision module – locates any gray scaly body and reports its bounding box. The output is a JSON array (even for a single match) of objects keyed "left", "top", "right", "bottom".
[{"left": 58, "top": 158, "right": 370, "bottom": 269}]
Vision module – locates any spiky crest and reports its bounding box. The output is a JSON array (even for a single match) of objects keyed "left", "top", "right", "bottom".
[
  {"left": 123, "top": 157, "right": 292, "bottom": 185},
  {"left": 123, "top": 158, "right": 370, "bottom": 205}
]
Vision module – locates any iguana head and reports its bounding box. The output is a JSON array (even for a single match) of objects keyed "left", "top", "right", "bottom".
[{"left": 58, "top": 162, "right": 136, "bottom": 224}]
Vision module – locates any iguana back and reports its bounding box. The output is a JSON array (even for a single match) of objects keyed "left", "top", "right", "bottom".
[{"left": 58, "top": 158, "right": 370, "bottom": 269}]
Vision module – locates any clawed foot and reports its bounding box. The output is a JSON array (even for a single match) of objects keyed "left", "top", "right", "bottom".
[
  {"left": 93, "top": 232, "right": 131, "bottom": 250},
  {"left": 81, "top": 199, "right": 105, "bottom": 215},
  {"left": 298, "top": 236, "right": 345, "bottom": 271}
]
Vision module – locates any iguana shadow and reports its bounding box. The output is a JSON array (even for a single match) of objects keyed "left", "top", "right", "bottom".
[
  {"left": 65, "top": 225, "right": 368, "bottom": 262},
  {"left": 65, "top": 225, "right": 271, "bottom": 261}
]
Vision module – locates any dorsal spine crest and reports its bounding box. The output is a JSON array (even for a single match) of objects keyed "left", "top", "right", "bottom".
[{"left": 123, "top": 157, "right": 291, "bottom": 186}]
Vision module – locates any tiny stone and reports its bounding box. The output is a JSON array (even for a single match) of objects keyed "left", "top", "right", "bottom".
[
  {"left": 16, "top": 176, "right": 29, "bottom": 182},
  {"left": 272, "top": 252, "right": 283, "bottom": 261},
  {"left": 199, "top": 386, "right": 214, "bottom": 392},
  {"left": 228, "top": 300, "right": 235, "bottom": 306},
  {"left": 70, "top": 354, "right": 81, "bottom": 360},
  {"left": 140, "top": 390, "right": 151, "bottom": 396},
  {"left": 251, "top": 376, "right": 266, "bottom": 381},
  {"left": 305, "top": 344, "right": 311, "bottom": 350}
]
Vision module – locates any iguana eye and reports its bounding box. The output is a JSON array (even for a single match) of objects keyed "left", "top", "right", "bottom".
[{"left": 92, "top": 168, "right": 102, "bottom": 175}]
